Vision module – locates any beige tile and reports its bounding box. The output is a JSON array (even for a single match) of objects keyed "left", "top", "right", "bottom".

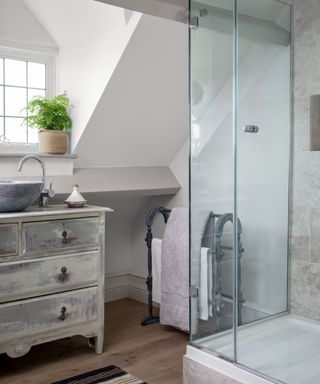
[
  {"left": 290, "top": 259, "right": 320, "bottom": 319},
  {"left": 291, "top": 236, "right": 310, "bottom": 261},
  {"left": 294, "top": 0, "right": 320, "bottom": 44}
]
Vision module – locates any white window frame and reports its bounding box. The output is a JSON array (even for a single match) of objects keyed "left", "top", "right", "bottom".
[{"left": 0, "top": 46, "right": 56, "bottom": 153}]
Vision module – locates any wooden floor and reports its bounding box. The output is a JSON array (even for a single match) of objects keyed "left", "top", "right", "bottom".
[{"left": 0, "top": 299, "right": 188, "bottom": 384}]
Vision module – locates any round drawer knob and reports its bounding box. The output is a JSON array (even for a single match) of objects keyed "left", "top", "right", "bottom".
[{"left": 7, "top": 343, "right": 30, "bottom": 358}]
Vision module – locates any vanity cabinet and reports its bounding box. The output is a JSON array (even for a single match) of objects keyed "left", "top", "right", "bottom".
[{"left": 0, "top": 205, "right": 112, "bottom": 358}]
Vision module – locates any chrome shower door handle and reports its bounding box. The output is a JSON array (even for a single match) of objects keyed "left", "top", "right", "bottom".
[{"left": 243, "top": 125, "right": 259, "bottom": 133}]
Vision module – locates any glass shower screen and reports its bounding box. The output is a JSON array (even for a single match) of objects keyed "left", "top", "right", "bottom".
[
  {"left": 189, "top": 0, "right": 291, "bottom": 372},
  {"left": 189, "top": 0, "right": 236, "bottom": 361}
]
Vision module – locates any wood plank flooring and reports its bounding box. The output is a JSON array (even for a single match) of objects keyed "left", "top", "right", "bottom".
[{"left": 0, "top": 299, "right": 188, "bottom": 384}]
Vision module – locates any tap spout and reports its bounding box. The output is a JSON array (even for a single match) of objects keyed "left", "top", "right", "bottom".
[{"left": 17, "top": 155, "right": 46, "bottom": 185}]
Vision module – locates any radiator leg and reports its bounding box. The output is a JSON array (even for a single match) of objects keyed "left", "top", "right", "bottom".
[{"left": 141, "top": 225, "right": 159, "bottom": 326}]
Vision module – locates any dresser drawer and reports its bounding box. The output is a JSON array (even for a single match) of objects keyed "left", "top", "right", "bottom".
[
  {"left": 0, "top": 251, "right": 99, "bottom": 303},
  {"left": 0, "top": 287, "right": 98, "bottom": 342},
  {"left": 0, "top": 224, "right": 18, "bottom": 257},
  {"left": 22, "top": 217, "right": 99, "bottom": 255}
]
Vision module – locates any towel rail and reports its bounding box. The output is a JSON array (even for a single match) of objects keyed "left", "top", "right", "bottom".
[
  {"left": 141, "top": 207, "right": 245, "bottom": 332},
  {"left": 141, "top": 207, "right": 171, "bottom": 326}
]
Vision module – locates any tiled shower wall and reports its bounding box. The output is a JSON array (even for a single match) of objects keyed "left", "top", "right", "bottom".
[{"left": 290, "top": 0, "right": 320, "bottom": 319}]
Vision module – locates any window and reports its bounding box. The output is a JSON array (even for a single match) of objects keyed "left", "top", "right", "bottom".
[{"left": 0, "top": 52, "right": 54, "bottom": 148}]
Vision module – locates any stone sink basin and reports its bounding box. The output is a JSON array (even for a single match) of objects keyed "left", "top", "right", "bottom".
[{"left": 0, "top": 180, "right": 44, "bottom": 212}]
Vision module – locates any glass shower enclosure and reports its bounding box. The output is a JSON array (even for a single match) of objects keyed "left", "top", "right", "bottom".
[{"left": 189, "top": 0, "right": 292, "bottom": 382}]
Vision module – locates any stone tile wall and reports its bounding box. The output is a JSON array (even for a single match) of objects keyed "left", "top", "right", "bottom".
[{"left": 290, "top": 0, "right": 320, "bottom": 319}]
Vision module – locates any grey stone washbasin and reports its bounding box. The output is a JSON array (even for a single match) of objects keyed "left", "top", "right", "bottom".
[
  {"left": 0, "top": 180, "right": 44, "bottom": 212},
  {"left": 0, "top": 155, "right": 46, "bottom": 212}
]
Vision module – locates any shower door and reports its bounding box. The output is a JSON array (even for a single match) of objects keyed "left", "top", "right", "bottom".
[
  {"left": 236, "top": 0, "right": 291, "bottom": 378},
  {"left": 189, "top": 0, "right": 291, "bottom": 374},
  {"left": 189, "top": 0, "right": 236, "bottom": 361}
]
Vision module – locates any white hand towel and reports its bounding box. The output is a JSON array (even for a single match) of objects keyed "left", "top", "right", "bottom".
[
  {"left": 151, "top": 238, "right": 162, "bottom": 304},
  {"left": 199, "top": 247, "right": 210, "bottom": 320}
]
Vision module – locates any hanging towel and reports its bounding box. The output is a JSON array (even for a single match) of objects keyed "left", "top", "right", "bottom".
[
  {"left": 151, "top": 238, "right": 162, "bottom": 304},
  {"left": 190, "top": 209, "right": 211, "bottom": 334},
  {"left": 160, "top": 208, "right": 189, "bottom": 332},
  {"left": 199, "top": 247, "right": 213, "bottom": 321},
  {"left": 159, "top": 207, "right": 210, "bottom": 332}
]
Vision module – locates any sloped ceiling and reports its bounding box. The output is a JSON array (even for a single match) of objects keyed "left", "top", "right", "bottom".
[
  {"left": 75, "top": 13, "right": 189, "bottom": 167},
  {"left": 0, "top": 0, "right": 57, "bottom": 51}
]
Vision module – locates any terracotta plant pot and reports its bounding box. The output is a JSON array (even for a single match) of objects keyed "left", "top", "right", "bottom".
[{"left": 38, "top": 130, "right": 68, "bottom": 154}]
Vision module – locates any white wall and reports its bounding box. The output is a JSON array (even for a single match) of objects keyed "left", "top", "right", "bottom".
[
  {"left": 0, "top": 0, "right": 57, "bottom": 52},
  {"left": 86, "top": 195, "right": 149, "bottom": 275},
  {"left": 24, "top": 0, "right": 142, "bottom": 152},
  {"left": 167, "top": 140, "right": 189, "bottom": 208},
  {"left": 76, "top": 142, "right": 189, "bottom": 280},
  {"left": 74, "top": 12, "right": 190, "bottom": 279},
  {"left": 130, "top": 142, "right": 189, "bottom": 277},
  {"left": 75, "top": 13, "right": 189, "bottom": 167}
]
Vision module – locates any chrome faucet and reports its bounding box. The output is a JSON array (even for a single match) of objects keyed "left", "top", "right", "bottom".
[
  {"left": 39, "top": 182, "right": 55, "bottom": 207},
  {"left": 17, "top": 155, "right": 55, "bottom": 207},
  {"left": 17, "top": 155, "right": 46, "bottom": 183}
]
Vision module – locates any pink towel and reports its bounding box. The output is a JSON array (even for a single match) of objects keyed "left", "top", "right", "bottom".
[{"left": 160, "top": 208, "right": 189, "bottom": 331}]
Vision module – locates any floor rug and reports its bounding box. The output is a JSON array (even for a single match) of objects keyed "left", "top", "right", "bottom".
[{"left": 52, "top": 365, "right": 147, "bottom": 384}]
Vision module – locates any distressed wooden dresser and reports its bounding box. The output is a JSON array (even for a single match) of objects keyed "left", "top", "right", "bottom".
[{"left": 0, "top": 205, "right": 112, "bottom": 358}]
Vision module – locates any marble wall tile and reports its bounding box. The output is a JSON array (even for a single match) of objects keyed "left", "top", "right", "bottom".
[
  {"left": 291, "top": 153, "right": 320, "bottom": 209},
  {"left": 291, "top": 236, "right": 310, "bottom": 262},
  {"left": 294, "top": 0, "right": 320, "bottom": 44},
  {"left": 291, "top": 259, "right": 320, "bottom": 320},
  {"left": 293, "top": 97, "right": 310, "bottom": 151},
  {"left": 291, "top": 206, "right": 310, "bottom": 237},
  {"left": 310, "top": 208, "right": 320, "bottom": 263},
  {"left": 294, "top": 38, "right": 320, "bottom": 98},
  {"left": 290, "top": 0, "right": 320, "bottom": 320}
]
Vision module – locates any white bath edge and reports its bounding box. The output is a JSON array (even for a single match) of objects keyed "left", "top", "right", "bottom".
[{"left": 185, "top": 345, "right": 274, "bottom": 384}]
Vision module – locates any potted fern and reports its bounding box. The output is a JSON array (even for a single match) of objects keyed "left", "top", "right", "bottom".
[{"left": 24, "top": 94, "right": 72, "bottom": 154}]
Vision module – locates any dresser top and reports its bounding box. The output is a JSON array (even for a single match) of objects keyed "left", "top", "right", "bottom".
[{"left": 0, "top": 204, "right": 113, "bottom": 220}]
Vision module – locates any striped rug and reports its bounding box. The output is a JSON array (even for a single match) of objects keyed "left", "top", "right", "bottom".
[{"left": 52, "top": 365, "right": 147, "bottom": 384}]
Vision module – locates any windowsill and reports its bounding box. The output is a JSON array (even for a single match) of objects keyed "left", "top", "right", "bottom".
[
  {"left": 0, "top": 152, "right": 77, "bottom": 159},
  {"left": 0, "top": 148, "right": 76, "bottom": 176},
  {"left": 0, "top": 144, "right": 77, "bottom": 159}
]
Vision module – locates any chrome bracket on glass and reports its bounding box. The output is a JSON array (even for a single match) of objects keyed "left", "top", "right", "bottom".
[
  {"left": 190, "top": 16, "right": 199, "bottom": 29},
  {"left": 189, "top": 286, "right": 199, "bottom": 298},
  {"left": 243, "top": 125, "right": 259, "bottom": 133}
]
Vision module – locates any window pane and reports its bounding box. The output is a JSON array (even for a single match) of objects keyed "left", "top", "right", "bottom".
[
  {"left": 5, "top": 59, "right": 26, "bottom": 86},
  {"left": 5, "top": 117, "right": 26, "bottom": 143},
  {"left": 28, "top": 62, "right": 46, "bottom": 89},
  {"left": 0, "top": 59, "right": 3, "bottom": 85},
  {"left": 28, "top": 88, "right": 45, "bottom": 102},
  {"left": 0, "top": 86, "right": 3, "bottom": 115},
  {"left": 5, "top": 87, "right": 27, "bottom": 117},
  {"left": 0, "top": 57, "right": 48, "bottom": 145},
  {"left": 28, "top": 127, "right": 38, "bottom": 143}
]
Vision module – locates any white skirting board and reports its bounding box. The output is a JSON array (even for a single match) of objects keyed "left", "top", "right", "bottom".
[{"left": 105, "top": 273, "right": 148, "bottom": 303}]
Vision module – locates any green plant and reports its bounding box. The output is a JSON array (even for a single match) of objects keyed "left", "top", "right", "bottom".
[{"left": 24, "top": 94, "right": 72, "bottom": 131}]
